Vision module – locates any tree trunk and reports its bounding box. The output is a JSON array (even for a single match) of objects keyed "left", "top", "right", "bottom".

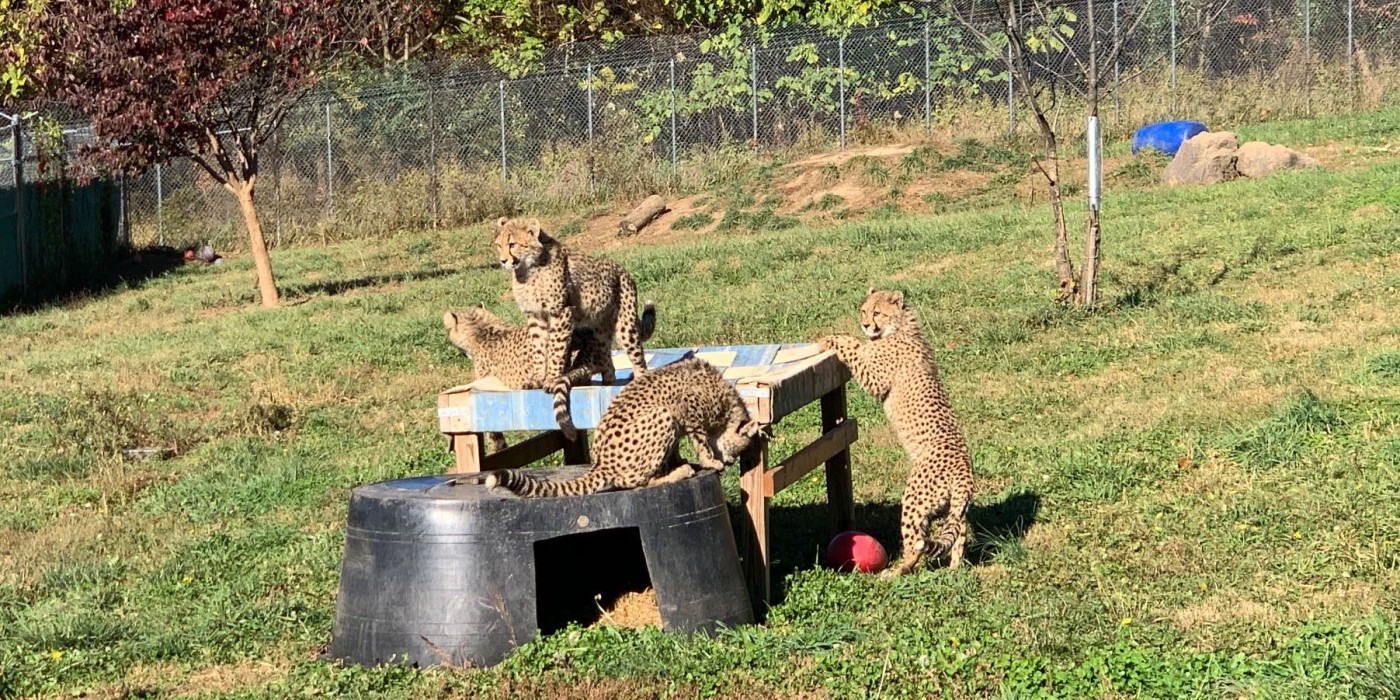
[
  {"left": 619, "top": 194, "right": 668, "bottom": 236},
  {"left": 1036, "top": 120, "right": 1077, "bottom": 302},
  {"left": 230, "top": 180, "right": 280, "bottom": 308}
]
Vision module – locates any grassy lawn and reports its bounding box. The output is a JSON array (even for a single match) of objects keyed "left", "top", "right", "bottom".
[{"left": 1, "top": 114, "right": 1398, "bottom": 698}]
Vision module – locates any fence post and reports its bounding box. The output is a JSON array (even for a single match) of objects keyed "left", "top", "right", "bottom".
[
  {"left": 427, "top": 73, "right": 439, "bottom": 230},
  {"left": 12, "top": 119, "right": 25, "bottom": 296},
  {"left": 499, "top": 80, "right": 507, "bottom": 184},
  {"left": 1113, "top": 0, "right": 1121, "bottom": 123},
  {"left": 1302, "top": 0, "right": 1311, "bottom": 116},
  {"left": 1169, "top": 0, "right": 1178, "bottom": 114},
  {"left": 587, "top": 63, "right": 594, "bottom": 193},
  {"left": 1346, "top": 0, "right": 1355, "bottom": 110},
  {"left": 924, "top": 16, "right": 932, "bottom": 133},
  {"left": 750, "top": 43, "right": 759, "bottom": 154},
  {"left": 155, "top": 163, "right": 164, "bottom": 247},
  {"left": 324, "top": 102, "right": 334, "bottom": 214},
  {"left": 838, "top": 35, "right": 847, "bottom": 149},
  {"left": 669, "top": 58, "right": 678, "bottom": 177},
  {"left": 273, "top": 128, "right": 282, "bottom": 247},
  {"left": 1006, "top": 40, "right": 1015, "bottom": 135}
]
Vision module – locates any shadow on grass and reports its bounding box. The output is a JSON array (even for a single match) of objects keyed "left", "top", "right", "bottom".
[
  {"left": 280, "top": 265, "right": 482, "bottom": 299},
  {"left": 742, "top": 490, "right": 1042, "bottom": 605},
  {"left": 1, "top": 245, "right": 189, "bottom": 317}
]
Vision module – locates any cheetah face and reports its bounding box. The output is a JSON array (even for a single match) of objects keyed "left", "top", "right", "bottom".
[
  {"left": 443, "top": 305, "right": 492, "bottom": 357},
  {"left": 494, "top": 217, "right": 545, "bottom": 270},
  {"left": 714, "top": 420, "right": 768, "bottom": 464},
  {"left": 860, "top": 288, "right": 907, "bottom": 339}
]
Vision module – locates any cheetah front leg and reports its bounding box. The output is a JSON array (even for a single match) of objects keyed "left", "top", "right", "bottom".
[
  {"left": 883, "top": 494, "right": 936, "bottom": 578},
  {"left": 818, "top": 335, "right": 892, "bottom": 399},
  {"left": 615, "top": 274, "right": 648, "bottom": 376},
  {"left": 688, "top": 429, "right": 728, "bottom": 471},
  {"left": 540, "top": 308, "right": 579, "bottom": 440}
]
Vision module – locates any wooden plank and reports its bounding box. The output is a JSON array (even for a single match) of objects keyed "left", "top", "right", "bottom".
[
  {"left": 763, "top": 419, "right": 858, "bottom": 497},
  {"left": 821, "top": 386, "right": 855, "bottom": 534},
  {"left": 449, "top": 433, "right": 485, "bottom": 474},
  {"left": 737, "top": 438, "right": 771, "bottom": 617},
  {"left": 754, "top": 353, "right": 851, "bottom": 424},
  {"left": 479, "top": 431, "right": 570, "bottom": 472}
]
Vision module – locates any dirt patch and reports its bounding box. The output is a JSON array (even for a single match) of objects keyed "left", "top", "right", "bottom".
[
  {"left": 794, "top": 144, "right": 917, "bottom": 167},
  {"left": 599, "top": 588, "right": 662, "bottom": 629},
  {"left": 1173, "top": 594, "right": 1281, "bottom": 630},
  {"left": 176, "top": 660, "right": 284, "bottom": 696}
]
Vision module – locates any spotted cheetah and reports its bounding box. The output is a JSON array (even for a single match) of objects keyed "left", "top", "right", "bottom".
[
  {"left": 819, "top": 289, "right": 973, "bottom": 575},
  {"left": 495, "top": 217, "right": 650, "bottom": 439},
  {"left": 443, "top": 302, "right": 656, "bottom": 452},
  {"left": 485, "top": 356, "right": 766, "bottom": 498}
]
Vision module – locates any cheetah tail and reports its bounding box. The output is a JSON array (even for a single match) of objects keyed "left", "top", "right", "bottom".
[
  {"left": 637, "top": 300, "right": 657, "bottom": 343},
  {"left": 617, "top": 276, "right": 648, "bottom": 374},
  {"left": 548, "top": 376, "right": 579, "bottom": 442},
  {"left": 484, "top": 467, "right": 608, "bottom": 498}
]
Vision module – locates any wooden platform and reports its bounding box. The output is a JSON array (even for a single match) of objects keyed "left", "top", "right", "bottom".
[{"left": 436, "top": 343, "right": 857, "bottom": 613}]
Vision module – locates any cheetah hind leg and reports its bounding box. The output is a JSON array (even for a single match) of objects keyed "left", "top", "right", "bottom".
[
  {"left": 881, "top": 497, "right": 936, "bottom": 578},
  {"left": 647, "top": 463, "right": 696, "bottom": 487}
]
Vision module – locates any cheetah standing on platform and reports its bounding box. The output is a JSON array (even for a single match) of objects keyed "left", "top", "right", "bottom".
[
  {"left": 818, "top": 289, "right": 973, "bottom": 575},
  {"left": 495, "top": 217, "right": 650, "bottom": 440},
  {"left": 485, "top": 356, "right": 766, "bottom": 498},
  {"left": 443, "top": 302, "right": 656, "bottom": 452}
]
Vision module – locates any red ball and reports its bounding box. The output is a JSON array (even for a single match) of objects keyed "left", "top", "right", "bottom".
[{"left": 827, "top": 531, "right": 888, "bottom": 573}]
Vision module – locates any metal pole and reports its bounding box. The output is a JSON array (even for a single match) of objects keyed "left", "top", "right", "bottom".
[
  {"left": 750, "top": 43, "right": 759, "bottom": 153},
  {"left": 1170, "top": 0, "right": 1178, "bottom": 114},
  {"left": 1007, "top": 43, "right": 1015, "bottom": 135},
  {"left": 499, "top": 80, "right": 507, "bottom": 184},
  {"left": 1087, "top": 116, "right": 1102, "bottom": 211},
  {"left": 1113, "top": 0, "right": 1121, "bottom": 123},
  {"left": 12, "top": 121, "right": 25, "bottom": 296},
  {"left": 427, "top": 76, "right": 439, "bottom": 229},
  {"left": 155, "top": 163, "right": 164, "bottom": 246},
  {"left": 924, "top": 17, "right": 932, "bottom": 132},
  {"left": 587, "top": 63, "right": 594, "bottom": 192},
  {"left": 839, "top": 35, "right": 847, "bottom": 149},
  {"left": 1347, "top": 0, "right": 1355, "bottom": 110},
  {"left": 324, "top": 102, "right": 333, "bottom": 211},
  {"left": 1304, "top": 0, "right": 1312, "bottom": 116},
  {"left": 273, "top": 129, "right": 282, "bottom": 247},
  {"left": 669, "top": 59, "right": 678, "bottom": 176}
]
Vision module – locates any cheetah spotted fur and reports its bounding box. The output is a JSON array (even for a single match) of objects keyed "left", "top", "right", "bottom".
[
  {"left": 495, "top": 217, "right": 649, "bottom": 440},
  {"left": 819, "top": 289, "right": 974, "bottom": 576},
  {"left": 443, "top": 302, "right": 655, "bottom": 453},
  {"left": 485, "top": 356, "right": 766, "bottom": 498}
]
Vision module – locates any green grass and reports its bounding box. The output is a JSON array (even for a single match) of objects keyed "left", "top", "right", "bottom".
[{"left": 2, "top": 112, "right": 1399, "bottom": 698}]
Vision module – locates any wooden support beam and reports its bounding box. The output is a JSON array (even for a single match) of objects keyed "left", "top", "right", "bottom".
[
  {"left": 821, "top": 385, "right": 855, "bottom": 535},
  {"left": 449, "top": 434, "right": 485, "bottom": 474},
  {"left": 763, "top": 419, "right": 858, "bottom": 497},
  {"left": 737, "top": 437, "right": 771, "bottom": 616},
  {"left": 478, "top": 431, "right": 570, "bottom": 472}
]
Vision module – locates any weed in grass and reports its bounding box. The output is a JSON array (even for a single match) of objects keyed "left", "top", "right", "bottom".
[
  {"left": 1113, "top": 150, "right": 1172, "bottom": 186},
  {"left": 937, "top": 138, "right": 1028, "bottom": 172},
  {"left": 870, "top": 202, "right": 902, "bottom": 219},
  {"left": 671, "top": 212, "right": 715, "bottom": 231},
  {"left": 818, "top": 164, "right": 842, "bottom": 184},
  {"left": 1227, "top": 389, "right": 1345, "bottom": 470},
  {"left": 1367, "top": 352, "right": 1400, "bottom": 380}
]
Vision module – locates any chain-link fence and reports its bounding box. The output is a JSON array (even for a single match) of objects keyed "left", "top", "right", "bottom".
[{"left": 86, "top": 0, "right": 1399, "bottom": 250}]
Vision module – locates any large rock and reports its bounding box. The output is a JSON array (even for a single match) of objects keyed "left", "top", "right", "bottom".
[
  {"left": 1236, "top": 141, "right": 1321, "bottom": 179},
  {"left": 1162, "top": 131, "right": 1240, "bottom": 186}
]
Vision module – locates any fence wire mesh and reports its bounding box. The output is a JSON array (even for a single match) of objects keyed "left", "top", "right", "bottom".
[{"left": 88, "top": 0, "right": 1399, "bottom": 250}]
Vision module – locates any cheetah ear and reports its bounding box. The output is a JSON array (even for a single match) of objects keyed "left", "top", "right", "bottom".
[
  {"left": 867, "top": 287, "right": 876, "bottom": 297},
  {"left": 442, "top": 311, "right": 459, "bottom": 330},
  {"left": 891, "top": 290, "right": 905, "bottom": 306},
  {"left": 495, "top": 216, "right": 509, "bottom": 228},
  {"left": 477, "top": 302, "right": 488, "bottom": 310},
  {"left": 526, "top": 219, "right": 543, "bottom": 239}
]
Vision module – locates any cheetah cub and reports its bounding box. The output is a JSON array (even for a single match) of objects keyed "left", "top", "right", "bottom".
[
  {"left": 443, "top": 302, "right": 656, "bottom": 452},
  {"left": 485, "top": 356, "right": 766, "bottom": 498},
  {"left": 495, "top": 217, "right": 650, "bottom": 439},
  {"left": 819, "top": 289, "right": 974, "bottom": 575}
]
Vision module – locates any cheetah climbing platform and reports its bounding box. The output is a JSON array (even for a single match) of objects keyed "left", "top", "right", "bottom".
[{"left": 327, "top": 467, "right": 752, "bottom": 669}]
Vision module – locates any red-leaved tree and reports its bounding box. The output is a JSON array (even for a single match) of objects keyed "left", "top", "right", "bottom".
[{"left": 26, "top": 0, "right": 449, "bottom": 307}]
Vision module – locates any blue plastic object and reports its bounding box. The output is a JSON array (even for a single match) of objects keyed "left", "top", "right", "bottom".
[{"left": 1132, "top": 120, "right": 1208, "bottom": 156}]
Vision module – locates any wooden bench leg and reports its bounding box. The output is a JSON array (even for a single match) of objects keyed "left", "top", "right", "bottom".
[
  {"left": 738, "top": 436, "right": 771, "bottom": 617},
  {"left": 449, "top": 433, "right": 485, "bottom": 475},
  {"left": 821, "top": 385, "right": 855, "bottom": 535},
  {"left": 561, "top": 430, "right": 590, "bottom": 465}
]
